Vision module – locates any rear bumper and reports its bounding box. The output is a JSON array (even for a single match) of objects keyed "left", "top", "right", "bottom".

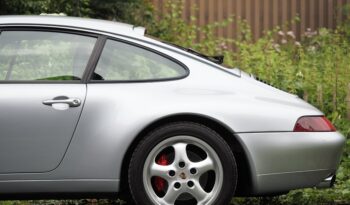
[{"left": 237, "top": 131, "right": 345, "bottom": 195}]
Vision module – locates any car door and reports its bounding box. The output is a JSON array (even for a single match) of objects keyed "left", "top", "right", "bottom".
[{"left": 0, "top": 29, "right": 97, "bottom": 173}]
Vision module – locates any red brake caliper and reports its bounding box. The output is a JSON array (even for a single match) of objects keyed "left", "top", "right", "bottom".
[{"left": 154, "top": 154, "right": 168, "bottom": 192}]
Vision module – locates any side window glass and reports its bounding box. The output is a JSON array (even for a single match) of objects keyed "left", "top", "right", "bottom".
[
  {"left": 93, "top": 39, "right": 187, "bottom": 81},
  {"left": 0, "top": 31, "right": 96, "bottom": 81}
]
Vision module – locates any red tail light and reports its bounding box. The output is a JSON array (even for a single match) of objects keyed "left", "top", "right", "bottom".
[{"left": 293, "top": 116, "right": 336, "bottom": 132}]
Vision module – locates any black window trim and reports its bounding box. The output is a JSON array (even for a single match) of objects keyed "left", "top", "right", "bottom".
[
  {"left": 0, "top": 26, "right": 102, "bottom": 84},
  {"left": 87, "top": 37, "right": 190, "bottom": 84},
  {"left": 82, "top": 35, "right": 107, "bottom": 83}
]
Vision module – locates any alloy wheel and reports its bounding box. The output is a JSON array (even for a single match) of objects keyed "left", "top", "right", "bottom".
[{"left": 143, "top": 136, "right": 223, "bottom": 205}]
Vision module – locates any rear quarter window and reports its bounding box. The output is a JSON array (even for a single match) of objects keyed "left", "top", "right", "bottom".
[{"left": 92, "top": 39, "right": 188, "bottom": 81}]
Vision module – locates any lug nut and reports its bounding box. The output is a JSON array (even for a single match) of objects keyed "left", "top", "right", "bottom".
[
  {"left": 179, "top": 161, "right": 185, "bottom": 168},
  {"left": 174, "top": 182, "right": 181, "bottom": 189},
  {"left": 169, "top": 170, "right": 175, "bottom": 177},
  {"left": 187, "top": 181, "right": 194, "bottom": 188},
  {"left": 190, "top": 168, "right": 197, "bottom": 174}
]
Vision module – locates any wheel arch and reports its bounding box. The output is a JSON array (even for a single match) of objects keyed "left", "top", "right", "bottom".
[{"left": 119, "top": 113, "right": 255, "bottom": 197}]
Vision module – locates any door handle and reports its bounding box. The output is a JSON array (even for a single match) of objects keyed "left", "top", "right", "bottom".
[{"left": 43, "top": 97, "right": 81, "bottom": 107}]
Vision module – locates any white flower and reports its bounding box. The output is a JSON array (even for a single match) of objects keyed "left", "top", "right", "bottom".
[
  {"left": 307, "top": 46, "right": 316, "bottom": 53},
  {"left": 296, "top": 71, "right": 304, "bottom": 78},
  {"left": 273, "top": 43, "right": 281, "bottom": 52},
  {"left": 305, "top": 28, "right": 317, "bottom": 38},
  {"left": 287, "top": 31, "right": 296, "bottom": 39},
  {"left": 278, "top": 31, "right": 285, "bottom": 36}
]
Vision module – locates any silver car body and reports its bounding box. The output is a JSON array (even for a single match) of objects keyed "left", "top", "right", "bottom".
[{"left": 0, "top": 16, "right": 345, "bottom": 196}]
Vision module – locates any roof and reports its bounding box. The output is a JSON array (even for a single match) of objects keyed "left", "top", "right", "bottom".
[{"left": 0, "top": 15, "right": 146, "bottom": 37}]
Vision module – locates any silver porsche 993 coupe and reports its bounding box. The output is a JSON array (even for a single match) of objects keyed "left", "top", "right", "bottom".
[{"left": 0, "top": 16, "right": 345, "bottom": 205}]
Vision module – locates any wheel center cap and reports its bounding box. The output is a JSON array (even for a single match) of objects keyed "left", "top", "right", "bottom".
[{"left": 179, "top": 172, "right": 186, "bottom": 179}]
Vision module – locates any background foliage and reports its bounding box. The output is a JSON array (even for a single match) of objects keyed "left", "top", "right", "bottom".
[{"left": 0, "top": 0, "right": 349, "bottom": 204}]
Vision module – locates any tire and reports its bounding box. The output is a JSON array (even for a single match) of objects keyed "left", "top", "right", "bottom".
[{"left": 128, "top": 122, "right": 237, "bottom": 205}]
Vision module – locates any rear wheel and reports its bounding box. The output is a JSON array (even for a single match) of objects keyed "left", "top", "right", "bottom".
[{"left": 128, "top": 122, "right": 237, "bottom": 205}]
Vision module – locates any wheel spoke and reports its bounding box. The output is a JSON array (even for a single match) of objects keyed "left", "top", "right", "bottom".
[
  {"left": 172, "top": 143, "right": 190, "bottom": 165},
  {"left": 150, "top": 163, "right": 171, "bottom": 179},
  {"left": 194, "top": 157, "right": 214, "bottom": 175},
  {"left": 189, "top": 181, "right": 207, "bottom": 203},
  {"left": 162, "top": 184, "right": 181, "bottom": 204}
]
